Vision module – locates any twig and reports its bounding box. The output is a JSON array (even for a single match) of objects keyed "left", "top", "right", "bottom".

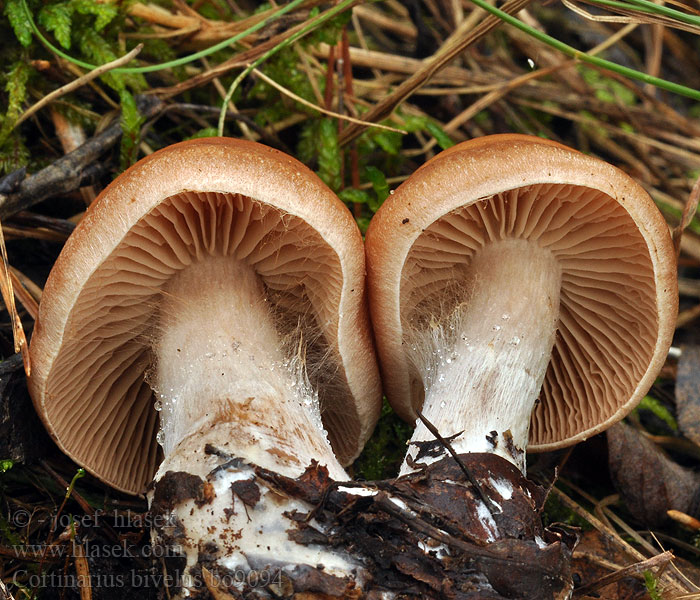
[
  {"left": 565, "top": 0, "right": 700, "bottom": 33},
  {"left": 673, "top": 174, "right": 700, "bottom": 259},
  {"left": 338, "top": 0, "right": 534, "bottom": 145},
  {"left": 72, "top": 538, "right": 92, "bottom": 600},
  {"left": 553, "top": 486, "right": 647, "bottom": 562},
  {"left": 0, "top": 219, "right": 29, "bottom": 376},
  {"left": 561, "top": 477, "right": 659, "bottom": 555},
  {"left": 251, "top": 67, "right": 405, "bottom": 134},
  {"left": 216, "top": 0, "right": 361, "bottom": 136},
  {"left": 202, "top": 56, "right": 256, "bottom": 142},
  {"left": 339, "top": 29, "right": 363, "bottom": 218},
  {"left": 573, "top": 551, "right": 673, "bottom": 596},
  {"left": 13, "top": 44, "right": 144, "bottom": 131},
  {"left": 0, "top": 545, "right": 63, "bottom": 562},
  {"left": 149, "top": 18, "right": 312, "bottom": 98},
  {"left": 677, "top": 302, "right": 700, "bottom": 328},
  {"left": 375, "top": 491, "right": 560, "bottom": 576},
  {"left": 374, "top": 491, "right": 497, "bottom": 556},
  {"left": 587, "top": 22, "right": 639, "bottom": 53},
  {"left": 313, "top": 43, "right": 477, "bottom": 82},
  {"left": 443, "top": 62, "right": 574, "bottom": 137},
  {"left": 466, "top": 0, "right": 700, "bottom": 100},
  {"left": 668, "top": 509, "right": 700, "bottom": 531},
  {"left": 0, "top": 569, "right": 18, "bottom": 599},
  {"left": 352, "top": 4, "right": 417, "bottom": 39},
  {"left": 514, "top": 98, "right": 700, "bottom": 168},
  {"left": 23, "top": 0, "right": 313, "bottom": 75},
  {"left": 164, "top": 102, "right": 290, "bottom": 151},
  {"left": 442, "top": 18, "right": 641, "bottom": 141},
  {"left": 0, "top": 96, "right": 163, "bottom": 219},
  {"left": 0, "top": 168, "right": 26, "bottom": 195},
  {"left": 51, "top": 111, "right": 97, "bottom": 206},
  {"left": 10, "top": 211, "right": 76, "bottom": 237},
  {"left": 296, "top": 45, "right": 325, "bottom": 106},
  {"left": 9, "top": 267, "right": 39, "bottom": 320},
  {"left": 553, "top": 487, "right": 689, "bottom": 595}
]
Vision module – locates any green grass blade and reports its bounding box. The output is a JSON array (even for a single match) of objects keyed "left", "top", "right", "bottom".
[
  {"left": 217, "top": 0, "right": 358, "bottom": 136},
  {"left": 21, "top": 0, "right": 307, "bottom": 74},
  {"left": 467, "top": 0, "right": 700, "bottom": 100},
  {"left": 584, "top": 0, "right": 700, "bottom": 28}
]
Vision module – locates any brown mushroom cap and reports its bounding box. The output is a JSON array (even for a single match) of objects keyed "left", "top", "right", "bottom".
[
  {"left": 366, "top": 134, "right": 677, "bottom": 452},
  {"left": 28, "top": 137, "right": 381, "bottom": 494}
]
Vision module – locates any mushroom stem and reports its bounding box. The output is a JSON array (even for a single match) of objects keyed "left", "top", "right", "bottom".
[
  {"left": 152, "top": 254, "right": 346, "bottom": 479},
  {"left": 403, "top": 239, "right": 562, "bottom": 474},
  {"left": 147, "top": 256, "right": 360, "bottom": 587}
]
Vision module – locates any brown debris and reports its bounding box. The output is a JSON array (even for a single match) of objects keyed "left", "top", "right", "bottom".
[
  {"left": 250, "top": 452, "right": 576, "bottom": 599},
  {"left": 675, "top": 344, "right": 700, "bottom": 445},
  {"left": 389, "top": 453, "right": 547, "bottom": 542},
  {"left": 150, "top": 450, "right": 575, "bottom": 598},
  {"left": 571, "top": 530, "right": 652, "bottom": 600},
  {"left": 151, "top": 470, "right": 216, "bottom": 515},
  {"left": 229, "top": 479, "right": 260, "bottom": 509},
  {"left": 607, "top": 422, "right": 700, "bottom": 526},
  {"left": 288, "top": 565, "right": 361, "bottom": 597}
]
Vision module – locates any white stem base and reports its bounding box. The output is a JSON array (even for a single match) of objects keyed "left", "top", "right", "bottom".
[
  {"left": 402, "top": 239, "right": 562, "bottom": 474},
  {"left": 151, "top": 425, "right": 358, "bottom": 595}
]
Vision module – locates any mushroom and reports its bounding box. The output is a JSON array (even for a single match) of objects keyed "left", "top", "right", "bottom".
[
  {"left": 28, "top": 138, "right": 382, "bottom": 592},
  {"left": 365, "top": 134, "right": 677, "bottom": 475}
]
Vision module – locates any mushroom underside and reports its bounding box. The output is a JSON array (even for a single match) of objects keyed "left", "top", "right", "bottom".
[
  {"left": 401, "top": 182, "right": 658, "bottom": 449},
  {"left": 39, "top": 190, "right": 359, "bottom": 493}
]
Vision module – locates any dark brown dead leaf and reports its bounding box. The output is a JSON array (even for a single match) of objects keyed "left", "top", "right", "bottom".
[
  {"left": 607, "top": 422, "right": 700, "bottom": 526},
  {"left": 675, "top": 344, "right": 700, "bottom": 445},
  {"left": 479, "top": 538, "right": 573, "bottom": 599},
  {"left": 150, "top": 471, "right": 216, "bottom": 515},
  {"left": 390, "top": 452, "right": 547, "bottom": 542},
  {"left": 253, "top": 452, "right": 575, "bottom": 599},
  {"left": 229, "top": 478, "right": 260, "bottom": 508},
  {"left": 288, "top": 564, "right": 360, "bottom": 597}
]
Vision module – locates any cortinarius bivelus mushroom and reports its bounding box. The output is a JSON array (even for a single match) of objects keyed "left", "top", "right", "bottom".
[
  {"left": 359, "top": 136, "right": 677, "bottom": 598},
  {"left": 28, "top": 138, "right": 382, "bottom": 593},
  {"left": 366, "top": 134, "right": 677, "bottom": 475}
]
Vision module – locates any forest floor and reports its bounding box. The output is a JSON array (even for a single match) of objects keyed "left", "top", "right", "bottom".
[{"left": 2, "top": 0, "right": 700, "bottom": 598}]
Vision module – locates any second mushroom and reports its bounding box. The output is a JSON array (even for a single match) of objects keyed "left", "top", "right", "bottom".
[
  {"left": 366, "top": 134, "right": 676, "bottom": 482},
  {"left": 360, "top": 136, "right": 677, "bottom": 596}
]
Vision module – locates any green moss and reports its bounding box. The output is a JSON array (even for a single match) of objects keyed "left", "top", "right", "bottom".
[
  {"left": 352, "top": 399, "right": 412, "bottom": 480},
  {"left": 643, "top": 570, "right": 662, "bottom": 600},
  {"left": 541, "top": 491, "right": 591, "bottom": 530},
  {"left": 579, "top": 65, "right": 638, "bottom": 106},
  {"left": 633, "top": 394, "right": 678, "bottom": 434}
]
